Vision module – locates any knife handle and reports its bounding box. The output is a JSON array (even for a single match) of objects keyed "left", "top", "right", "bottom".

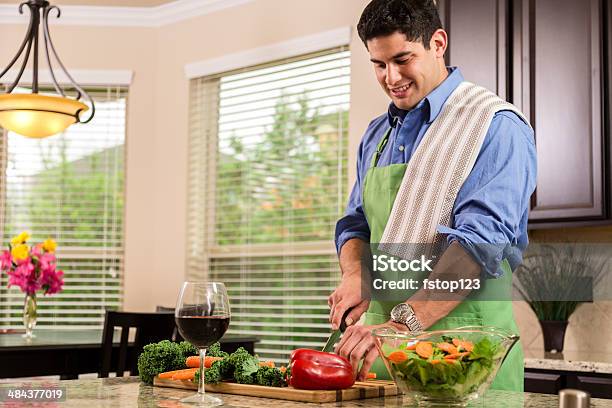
[{"left": 339, "top": 307, "right": 353, "bottom": 332}]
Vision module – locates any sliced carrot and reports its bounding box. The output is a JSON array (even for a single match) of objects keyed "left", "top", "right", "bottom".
[
  {"left": 405, "top": 341, "right": 418, "bottom": 351},
  {"left": 436, "top": 342, "right": 458, "bottom": 355},
  {"left": 452, "top": 338, "right": 474, "bottom": 352},
  {"left": 366, "top": 372, "right": 377, "bottom": 379},
  {"left": 444, "top": 351, "right": 470, "bottom": 360},
  {"left": 158, "top": 369, "right": 189, "bottom": 379},
  {"left": 171, "top": 368, "right": 199, "bottom": 380},
  {"left": 185, "top": 356, "right": 223, "bottom": 368},
  {"left": 387, "top": 350, "right": 408, "bottom": 364},
  {"left": 429, "top": 359, "right": 443, "bottom": 365},
  {"left": 259, "top": 361, "right": 275, "bottom": 368},
  {"left": 415, "top": 342, "right": 433, "bottom": 359}
]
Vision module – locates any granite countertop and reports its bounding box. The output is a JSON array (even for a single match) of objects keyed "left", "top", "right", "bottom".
[
  {"left": 2, "top": 377, "right": 612, "bottom": 407},
  {"left": 524, "top": 349, "right": 612, "bottom": 374}
]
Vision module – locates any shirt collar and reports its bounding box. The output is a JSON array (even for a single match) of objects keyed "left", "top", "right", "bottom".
[{"left": 386, "top": 67, "right": 464, "bottom": 127}]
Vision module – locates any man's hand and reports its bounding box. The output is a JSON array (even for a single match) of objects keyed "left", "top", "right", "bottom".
[
  {"left": 329, "top": 239, "right": 371, "bottom": 330},
  {"left": 328, "top": 275, "right": 370, "bottom": 330},
  {"left": 334, "top": 322, "right": 398, "bottom": 381}
]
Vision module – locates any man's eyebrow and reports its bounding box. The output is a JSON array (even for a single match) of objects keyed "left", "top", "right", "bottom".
[{"left": 370, "top": 51, "right": 413, "bottom": 64}]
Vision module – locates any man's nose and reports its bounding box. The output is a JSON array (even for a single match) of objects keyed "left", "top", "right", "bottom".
[{"left": 386, "top": 64, "right": 401, "bottom": 86}]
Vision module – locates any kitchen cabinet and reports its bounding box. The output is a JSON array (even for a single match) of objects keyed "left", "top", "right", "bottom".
[
  {"left": 442, "top": 0, "right": 611, "bottom": 225},
  {"left": 524, "top": 371, "right": 563, "bottom": 394},
  {"left": 525, "top": 368, "right": 612, "bottom": 399}
]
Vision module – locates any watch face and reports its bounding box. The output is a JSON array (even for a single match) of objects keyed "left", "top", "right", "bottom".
[{"left": 391, "top": 303, "right": 410, "bottom": 323}]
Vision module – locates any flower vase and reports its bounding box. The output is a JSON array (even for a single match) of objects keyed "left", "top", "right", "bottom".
[
  {"left": 22, "top": 293, "right": 37, "bottom": 339},
  {"left": 539, "top": 320, "right": 568, "bottom": 352}
]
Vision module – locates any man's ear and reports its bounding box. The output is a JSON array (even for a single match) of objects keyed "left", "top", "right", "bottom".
[{"left": 430, "top": 28, "right": 448, "bottom": 58}]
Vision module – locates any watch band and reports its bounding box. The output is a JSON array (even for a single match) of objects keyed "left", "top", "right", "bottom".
[
  {"left": 391, "top": 303, "right": 423, "bottom": 333},
  {"left": 405, "top": 310, "right": 423, "bottom": 333}
]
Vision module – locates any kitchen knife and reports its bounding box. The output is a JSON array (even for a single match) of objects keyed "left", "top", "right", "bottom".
[{"left": 322, "top": 308, "right": 352, "bottom": 352}]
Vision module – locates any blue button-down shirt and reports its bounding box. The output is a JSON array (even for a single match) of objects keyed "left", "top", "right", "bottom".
[{"left": 335, "top": 67, "right": 537, "bottom": 278}]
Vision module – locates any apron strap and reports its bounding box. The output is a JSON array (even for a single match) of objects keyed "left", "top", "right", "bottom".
[{"left": 369, "top": 127, "right": 393, "bottom": 168}]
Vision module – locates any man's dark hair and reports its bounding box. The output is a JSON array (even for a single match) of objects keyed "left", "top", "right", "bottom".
[{"left": 357, "top": 0, "right": 443, "bottom": 49}]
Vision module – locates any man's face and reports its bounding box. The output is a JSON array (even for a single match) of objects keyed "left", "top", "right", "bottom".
[{"left": 367, "top": 30, "right": 447, "bottom": 110}]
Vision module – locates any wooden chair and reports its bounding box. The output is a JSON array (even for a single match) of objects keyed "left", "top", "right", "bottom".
[
  {"left": 99, "top": 311, "right": 176, "bottom": 378},
  {"left": 155, "top": 306, "right": 183, "bottom": 341}
]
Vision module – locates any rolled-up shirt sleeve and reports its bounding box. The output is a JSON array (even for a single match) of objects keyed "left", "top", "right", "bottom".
[
  {"left": 335, "top": 132, "right": 372, "bottom": 254},
  {"left": 436, "top": 111, "right": 537, "bottom": 278}
]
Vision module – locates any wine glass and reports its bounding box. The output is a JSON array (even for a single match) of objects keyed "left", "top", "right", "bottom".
[{"left": 175, "top": 281, "right": 230, "bottom": 406}]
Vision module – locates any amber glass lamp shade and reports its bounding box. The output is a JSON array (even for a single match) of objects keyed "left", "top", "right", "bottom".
[{"left": 0, "top": 93, "right": 89, "bottom": 138}]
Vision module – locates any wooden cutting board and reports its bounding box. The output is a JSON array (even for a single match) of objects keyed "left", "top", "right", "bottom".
[{"left": 154, "top": 377, "right": 398, "bottom": 403}]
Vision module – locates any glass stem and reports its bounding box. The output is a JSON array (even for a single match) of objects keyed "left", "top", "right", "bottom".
[{"left": 198, "top": 347, "right": 207, "bottom": 396}]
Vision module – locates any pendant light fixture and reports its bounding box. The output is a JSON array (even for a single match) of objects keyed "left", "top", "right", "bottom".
[{"left": 0, "top": 0, "right": 94, "bottom": 138}]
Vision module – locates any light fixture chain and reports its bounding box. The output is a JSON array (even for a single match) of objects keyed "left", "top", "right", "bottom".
[
  {"left": 43, "top": 5, "right": 96, "bottom": 123},
  {"left": 32, "top": 3, "right": 40, "bottom": 93},
  {"left": 42, "top": 5, "right": 65, "bottom": 97},
  {"left": 7, "top": 24, "right": 34, "bottom": 93},
  {"left": 0, "top": 3, "right": 35, "bottom": 81}
]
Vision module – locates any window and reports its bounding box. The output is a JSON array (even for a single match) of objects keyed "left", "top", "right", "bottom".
[
  {"left": 187, "top": 47, "right": 350, "bottom": 362},
  {"left": 0, "top": 86, "right": 127, "bottom": 329}
]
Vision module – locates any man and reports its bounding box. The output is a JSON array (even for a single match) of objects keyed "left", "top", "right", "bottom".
[{"left": 328, "top": 0, "right": 536, "bottom": 391}]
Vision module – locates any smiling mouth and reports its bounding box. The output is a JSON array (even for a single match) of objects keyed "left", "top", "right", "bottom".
[{"left": 389, "top": 83, "right": 412, "bottom": 97}]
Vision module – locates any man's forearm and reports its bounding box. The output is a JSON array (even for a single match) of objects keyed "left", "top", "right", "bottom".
[
  {"left": 339, "top": 238, "right": 369, "bottom": 277},
  {"left": 399, "top": 241, "right": 482, "bottom": 329}
]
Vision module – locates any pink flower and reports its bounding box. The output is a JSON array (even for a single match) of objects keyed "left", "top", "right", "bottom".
[
  {"left": 0, "top": 250, "right": 12, "bottom": 270},
  {"left": 42, "top": 268, "right": 64, "bottom": 295},
  {"left": 38, "top": 253, "right": 56, "bottom": 270},
  {"left": 31, "top": 244, "right": 43, "bottom": 258},
  {"left": 7, "top": 260, "right": 40, "bottom": 295},
  {"left": 3, "top": 238, "right": 63, "bottom": 297}
]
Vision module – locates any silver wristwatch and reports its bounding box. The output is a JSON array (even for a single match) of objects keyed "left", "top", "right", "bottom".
[{"left": 390, "top": 303, "right": 423, "bottom": 333}]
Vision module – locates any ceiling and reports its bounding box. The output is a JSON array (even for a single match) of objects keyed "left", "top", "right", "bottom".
[{"left": 0, "top": 0, "right": 174, "bottom": 6}]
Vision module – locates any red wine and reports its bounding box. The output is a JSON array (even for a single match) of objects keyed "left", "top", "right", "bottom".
[{"left": 175, "top": 316, "right": 230, "bottom": 348}]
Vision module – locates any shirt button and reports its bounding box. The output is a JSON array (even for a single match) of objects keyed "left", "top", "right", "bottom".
[{"left": 398, "top": 145, "right": 405, "bottom": 152}]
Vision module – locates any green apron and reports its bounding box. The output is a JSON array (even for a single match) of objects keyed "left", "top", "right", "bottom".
[{"left": 361, "top": 128, "right": 524, "bottom": 392}]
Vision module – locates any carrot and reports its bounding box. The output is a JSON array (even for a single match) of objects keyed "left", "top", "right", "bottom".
[
  {"left": 415, "top": 342, "right": 433, "bottom": 359},
  {"left": 171, "top": 368, "right": 199, "bottom": 381},
  {"left": 387, "top": 350, "right": 408, "bottom": 364},
  {"left": 279, "top": 366, "right": 287, "bottom": 374},
  {"left": 186, "top": 356, "right": 199, "bottom": 368},
  {"left": 452, "top": 338, "right": 474, "bottom": 352},
  {"left": 185, "top": 356, "right": 223, "bottom": 368},
  {"left": 429, "top": 359, "right": 443, "bottom": 365},
  {"left": 405, "top": 341, "right": 418, "bottom": 351},
  {"left": 366, "top": 372, "right": 377, "bottom": 379},
  {"left": 436, "top": 342, "right": 458, "bottom": 355},
  {"left": 444, "top": 351, "right": 470, "bottom": 360},
  {"left": 158, "top": 369, "right": 190, "bottom": 379},
  {"left": 259, "top": 361, "right": 275, "bottom": 368}
]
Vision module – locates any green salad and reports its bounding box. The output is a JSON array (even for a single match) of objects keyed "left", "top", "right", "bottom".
[{"left": 382, "top": 336, "right": 503, "bottom": 399}]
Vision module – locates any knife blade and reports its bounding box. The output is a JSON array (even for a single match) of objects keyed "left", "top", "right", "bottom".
[{"left": 322, "top": 308, "right": 352, "bottom": 352}]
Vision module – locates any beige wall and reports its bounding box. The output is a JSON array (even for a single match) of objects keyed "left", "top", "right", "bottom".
[{"left": 1, "top": 1, "right": 609, "bottom": 356}]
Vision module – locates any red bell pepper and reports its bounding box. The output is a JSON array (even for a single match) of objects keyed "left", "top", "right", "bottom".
[{"left": 288, "top": 349, "right": 355, "bottom": 390}]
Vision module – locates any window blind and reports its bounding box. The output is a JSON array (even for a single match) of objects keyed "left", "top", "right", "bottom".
[
  {"left": 0, "top": 86, "right": 127, "bottom": 329},
  {"left": 187, "top": 47, "right": 350, "bottom": 362}
]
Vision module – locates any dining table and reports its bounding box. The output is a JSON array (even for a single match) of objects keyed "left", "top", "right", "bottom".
[
  {"left": 1, "top": 376, "right": 612, "bottom": 407},
  {"left": 0, "top": 329, "right": 257, "bottom": 379}
]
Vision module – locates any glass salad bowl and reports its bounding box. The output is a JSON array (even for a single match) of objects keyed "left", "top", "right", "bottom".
[{"left": 372, "top": 326, "right": 520, "bottom": 407}]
